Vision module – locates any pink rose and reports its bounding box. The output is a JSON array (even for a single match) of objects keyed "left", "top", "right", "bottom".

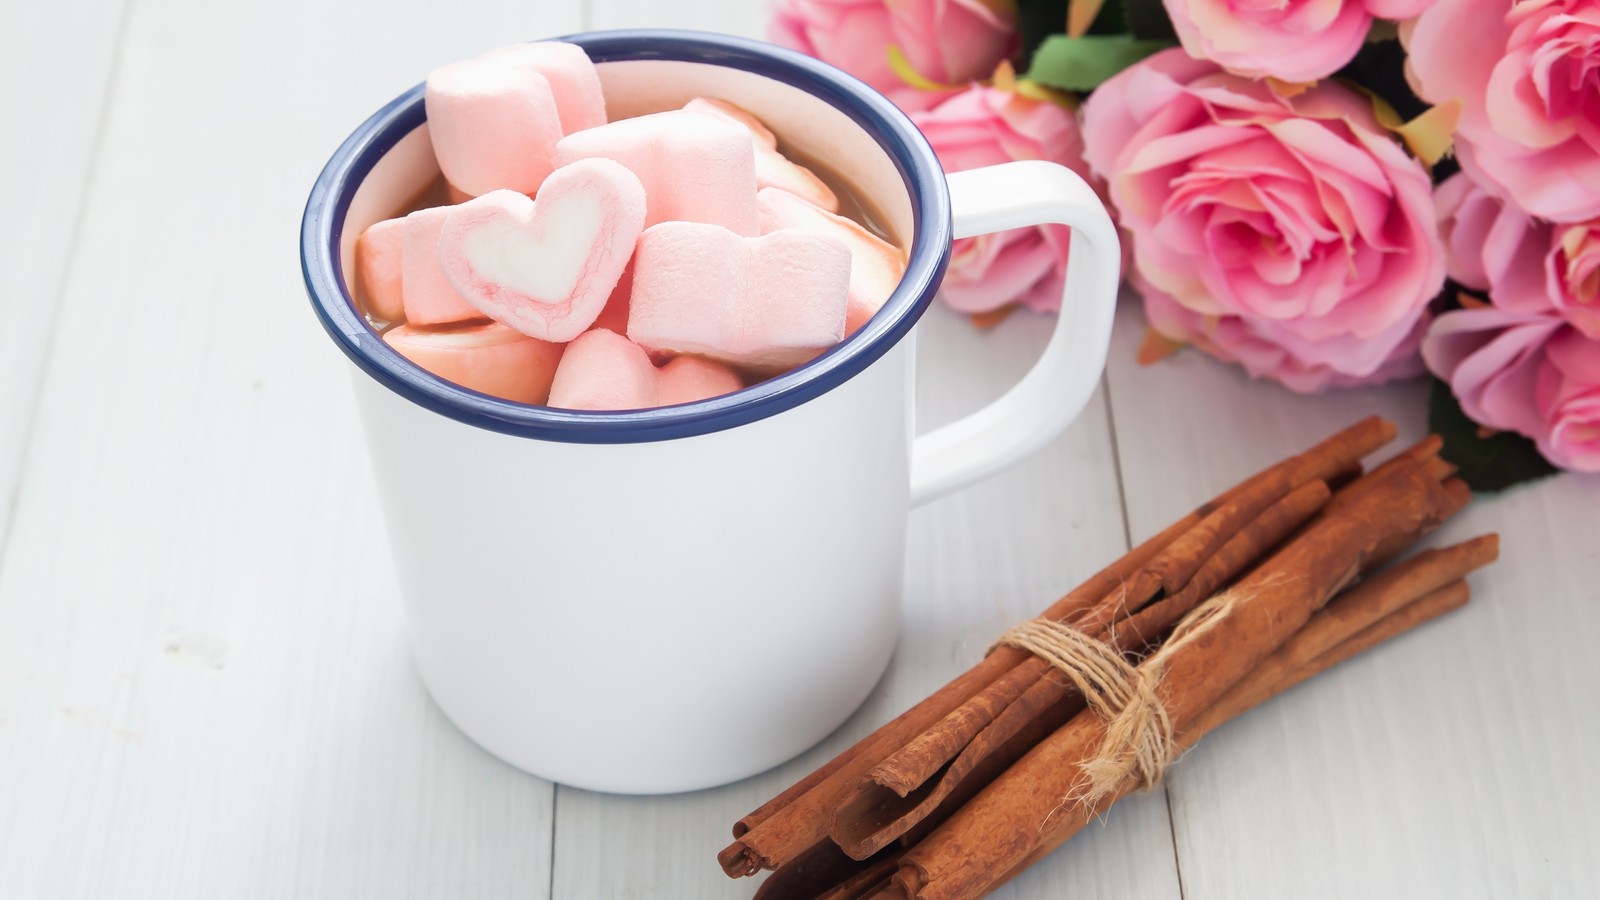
[
  {"left": 1407, "top": 0, "right": 1600, "bottom": 222},
  {"left": 770, "top": 0, "right": 1017, "bottom": 113},
  {"left": 1429, "top": 171, "right": 1600, "bottom": 472},
  {"left": 1436, "top": 172, "right": 1600, "bottom": 337},
  {"left": 911, "top": 84, "right": 1095, "bottom": 314},
  {"left": 1164, "top": 0, "right": 1434, "bottom": 83},
  {"left": 1425, "top": 307, "right": 1600, "bottom": 472},
  {"left": 1083, "top": 50, "right": 1445, "bottom": 390},
  {"left": 1140, "top": 273, "right": 1430, "bottom": 392}
]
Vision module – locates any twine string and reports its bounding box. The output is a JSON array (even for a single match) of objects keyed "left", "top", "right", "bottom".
[{"left": 994, "top": 589, "right": 1242, "bottom": 807}]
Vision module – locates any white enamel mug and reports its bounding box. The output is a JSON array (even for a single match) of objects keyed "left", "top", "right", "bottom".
[{"left": 302, "top": 30, "right": 1119, "bottom": 794}]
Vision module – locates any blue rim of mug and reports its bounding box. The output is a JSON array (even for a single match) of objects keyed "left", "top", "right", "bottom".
[{"left": 300, "top": 29, "right": 951, "bottom": 443}]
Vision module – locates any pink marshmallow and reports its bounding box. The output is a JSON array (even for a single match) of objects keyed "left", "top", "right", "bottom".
[
  {"left": 402, "top": 206, "right": 484, "bottom": 326},
  {"left": 546, "top": 330, "right": 746, "bottom": 410},
  {"left": 657, "top": 355, "right": 745, "bottom": 406},
  {"left": 425, "top": 42, "right": 605, "bottom": 197},
  {"left": 683, "top": 97, "right": 777, "bottom": 148},
  {"left": 628, "top": 222, "right": 851, "bottom": 372},
  {"left": 555, "top": 110, "right": 760, "bottom": 235},
  {"left": 384, "top": 321, "right": 564, "bottom": 405},
  {"left": 477, "top": 42, "right": 606, "bottom": 134},
  {"left": 757, "top": 187, "right": 906, "bottom": 334},
  {"left": 546, "top": 329, "right": 659, "bottom": 411},
  {"left": 684, "top": 98, "right": 839, "bottom": 213},
  {"left": 439, "top": 159, "right": 647, "bottom": 342},
  {"left": 356, "top": 217, "right": 405, "bottom": 323}
]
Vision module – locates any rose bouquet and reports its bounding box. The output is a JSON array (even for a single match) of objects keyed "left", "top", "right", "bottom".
[{"left": 769, "top": 0, "right": 1600, "bottom": 489}]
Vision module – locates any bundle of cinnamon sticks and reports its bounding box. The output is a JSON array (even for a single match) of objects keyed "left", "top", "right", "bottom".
[{"left": 719, "top": 418, "right": 1498, "bottom": 899}]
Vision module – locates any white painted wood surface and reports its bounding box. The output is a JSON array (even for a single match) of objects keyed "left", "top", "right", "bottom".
[
  {"left": 0, "top": 2, "right": 127, "bottom": 545},
  {"left": 1, "top": 3, "right": 1596, "bottom": 900}
]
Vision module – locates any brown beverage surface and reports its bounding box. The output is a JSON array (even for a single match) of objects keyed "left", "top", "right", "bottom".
[{"left": 780, "top": 142, "right": 902, "bottom": 250}]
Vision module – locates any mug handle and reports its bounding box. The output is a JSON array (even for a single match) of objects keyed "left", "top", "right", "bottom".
[{"left": 909, "top": 160, "right": 1121, "bottom": 506}]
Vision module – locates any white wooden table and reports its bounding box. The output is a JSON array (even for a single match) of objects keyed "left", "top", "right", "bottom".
[{"left": 2, "top": 2, "right": 1596, "bottom": 897}]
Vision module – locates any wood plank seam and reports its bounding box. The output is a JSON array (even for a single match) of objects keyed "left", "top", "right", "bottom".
[
  {"left": 1100, "top": 355, "right": 1189, "bottom": 898},
  {"left": 1098, "top": 373, "right": 1137, "bottom": 554}
]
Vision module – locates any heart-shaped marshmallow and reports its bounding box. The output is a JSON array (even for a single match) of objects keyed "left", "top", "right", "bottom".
[
  {"left": 425, "top": 41, "right": 606, "bottom": 197},
  {"left": 440, "top": 158, "right": 646, "bottom": 343},
  {"left": 384, "top": 321, "right": 565, "bottom": 405},
  {"left": 684, "top": 98, "right": 840, "bottom": 213},
  {"left": 627, "top": 222, "right": 852, "bottom": 372},
  {"left": 757, "top": 187, "right": 906, "bottom": 334},
  {"left": 546, "top": 329, "right": 745, "bottom": 411},
  {"left": 555, "top": 109, "right": 760, "bottom": 235}
]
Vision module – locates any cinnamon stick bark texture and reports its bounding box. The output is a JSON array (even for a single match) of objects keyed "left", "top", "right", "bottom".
[
  {"left": 855, "top": 419, "right": 1389, "bottom": 803},
  {"left": 829, "top": 479, "right": 1334, "bottom": 859},
  {"left": 889, "top": 462, "right": 1460, "bottom": 899},
  {"left": 718, "top": 418, "right": 1431, "bottom": 886},
  {"left": 905, "top": 568, "right": 1484, "bottom": 900},
  {"left": 985, "top": 567, "right": 1483, "bottom": 898},
  {"left": 753, "top": 841, "right": 903, "bottom": 900}
]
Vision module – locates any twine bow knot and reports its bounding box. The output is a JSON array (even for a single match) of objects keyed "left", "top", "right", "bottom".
[{"left": 994, "top": 590, "right": 1241, "bottom": 805}]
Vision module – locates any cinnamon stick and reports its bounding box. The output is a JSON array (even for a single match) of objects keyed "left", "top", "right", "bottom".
[
  {"left": 1195, "top": 534, "right": 1497, "bottom": 719},
  {"left": 863, "top": 422, "right": 1399, "bottom": 809},
  {"left": 780, "top": 567, "right": 1479, "bottom": 900},
  {"left": 1193, "top": 580, "right": 1473, "bottom": 735},
  {"left": 888, "top": 462, "right": 1458, "bottom": 899},
  {"left": 753, "top": 841, "right": 903, "bottom": 900},
  {"left": 869, "top": 475, "right": 1345, "bottom": 799},
  {"left": 1112, "top": 479, "right": 1333, "bottom": 649},
  {"left": 1320, "top": 435, "right": 1442, "bottom": 517},
  {"left": 718, "top": 417, "right": 1396, "bottom": 877},
  {"left": 829, "top": 479, "right": 1332, "bottom": 859},
  {"left": 811, "top": 851, "right": 905, "bottom": 900},
  {"left": 1320, "top": 436, "right": 1469, "bottom": 570},
  {"left": 1274, "top": 578, "right": 1471, "bottom": 683},
  {"left": 986, "top": 574, "right": 1478, "bottom": 897},
  {"left": 828, "top": 510, "right": 1469, "bottom": 885}
]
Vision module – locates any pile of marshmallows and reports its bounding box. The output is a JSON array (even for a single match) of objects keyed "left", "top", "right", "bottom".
[{"left": 356, "top": 42, "right": 906, "bottom": 411}]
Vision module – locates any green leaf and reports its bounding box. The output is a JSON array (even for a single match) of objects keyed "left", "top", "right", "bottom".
[
  {"left": 1026, "top": 34, "right": 1172, "bottom": 92},
  {"left": 1428, "top": 378, "right": 1559, "bottom": 493}
]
